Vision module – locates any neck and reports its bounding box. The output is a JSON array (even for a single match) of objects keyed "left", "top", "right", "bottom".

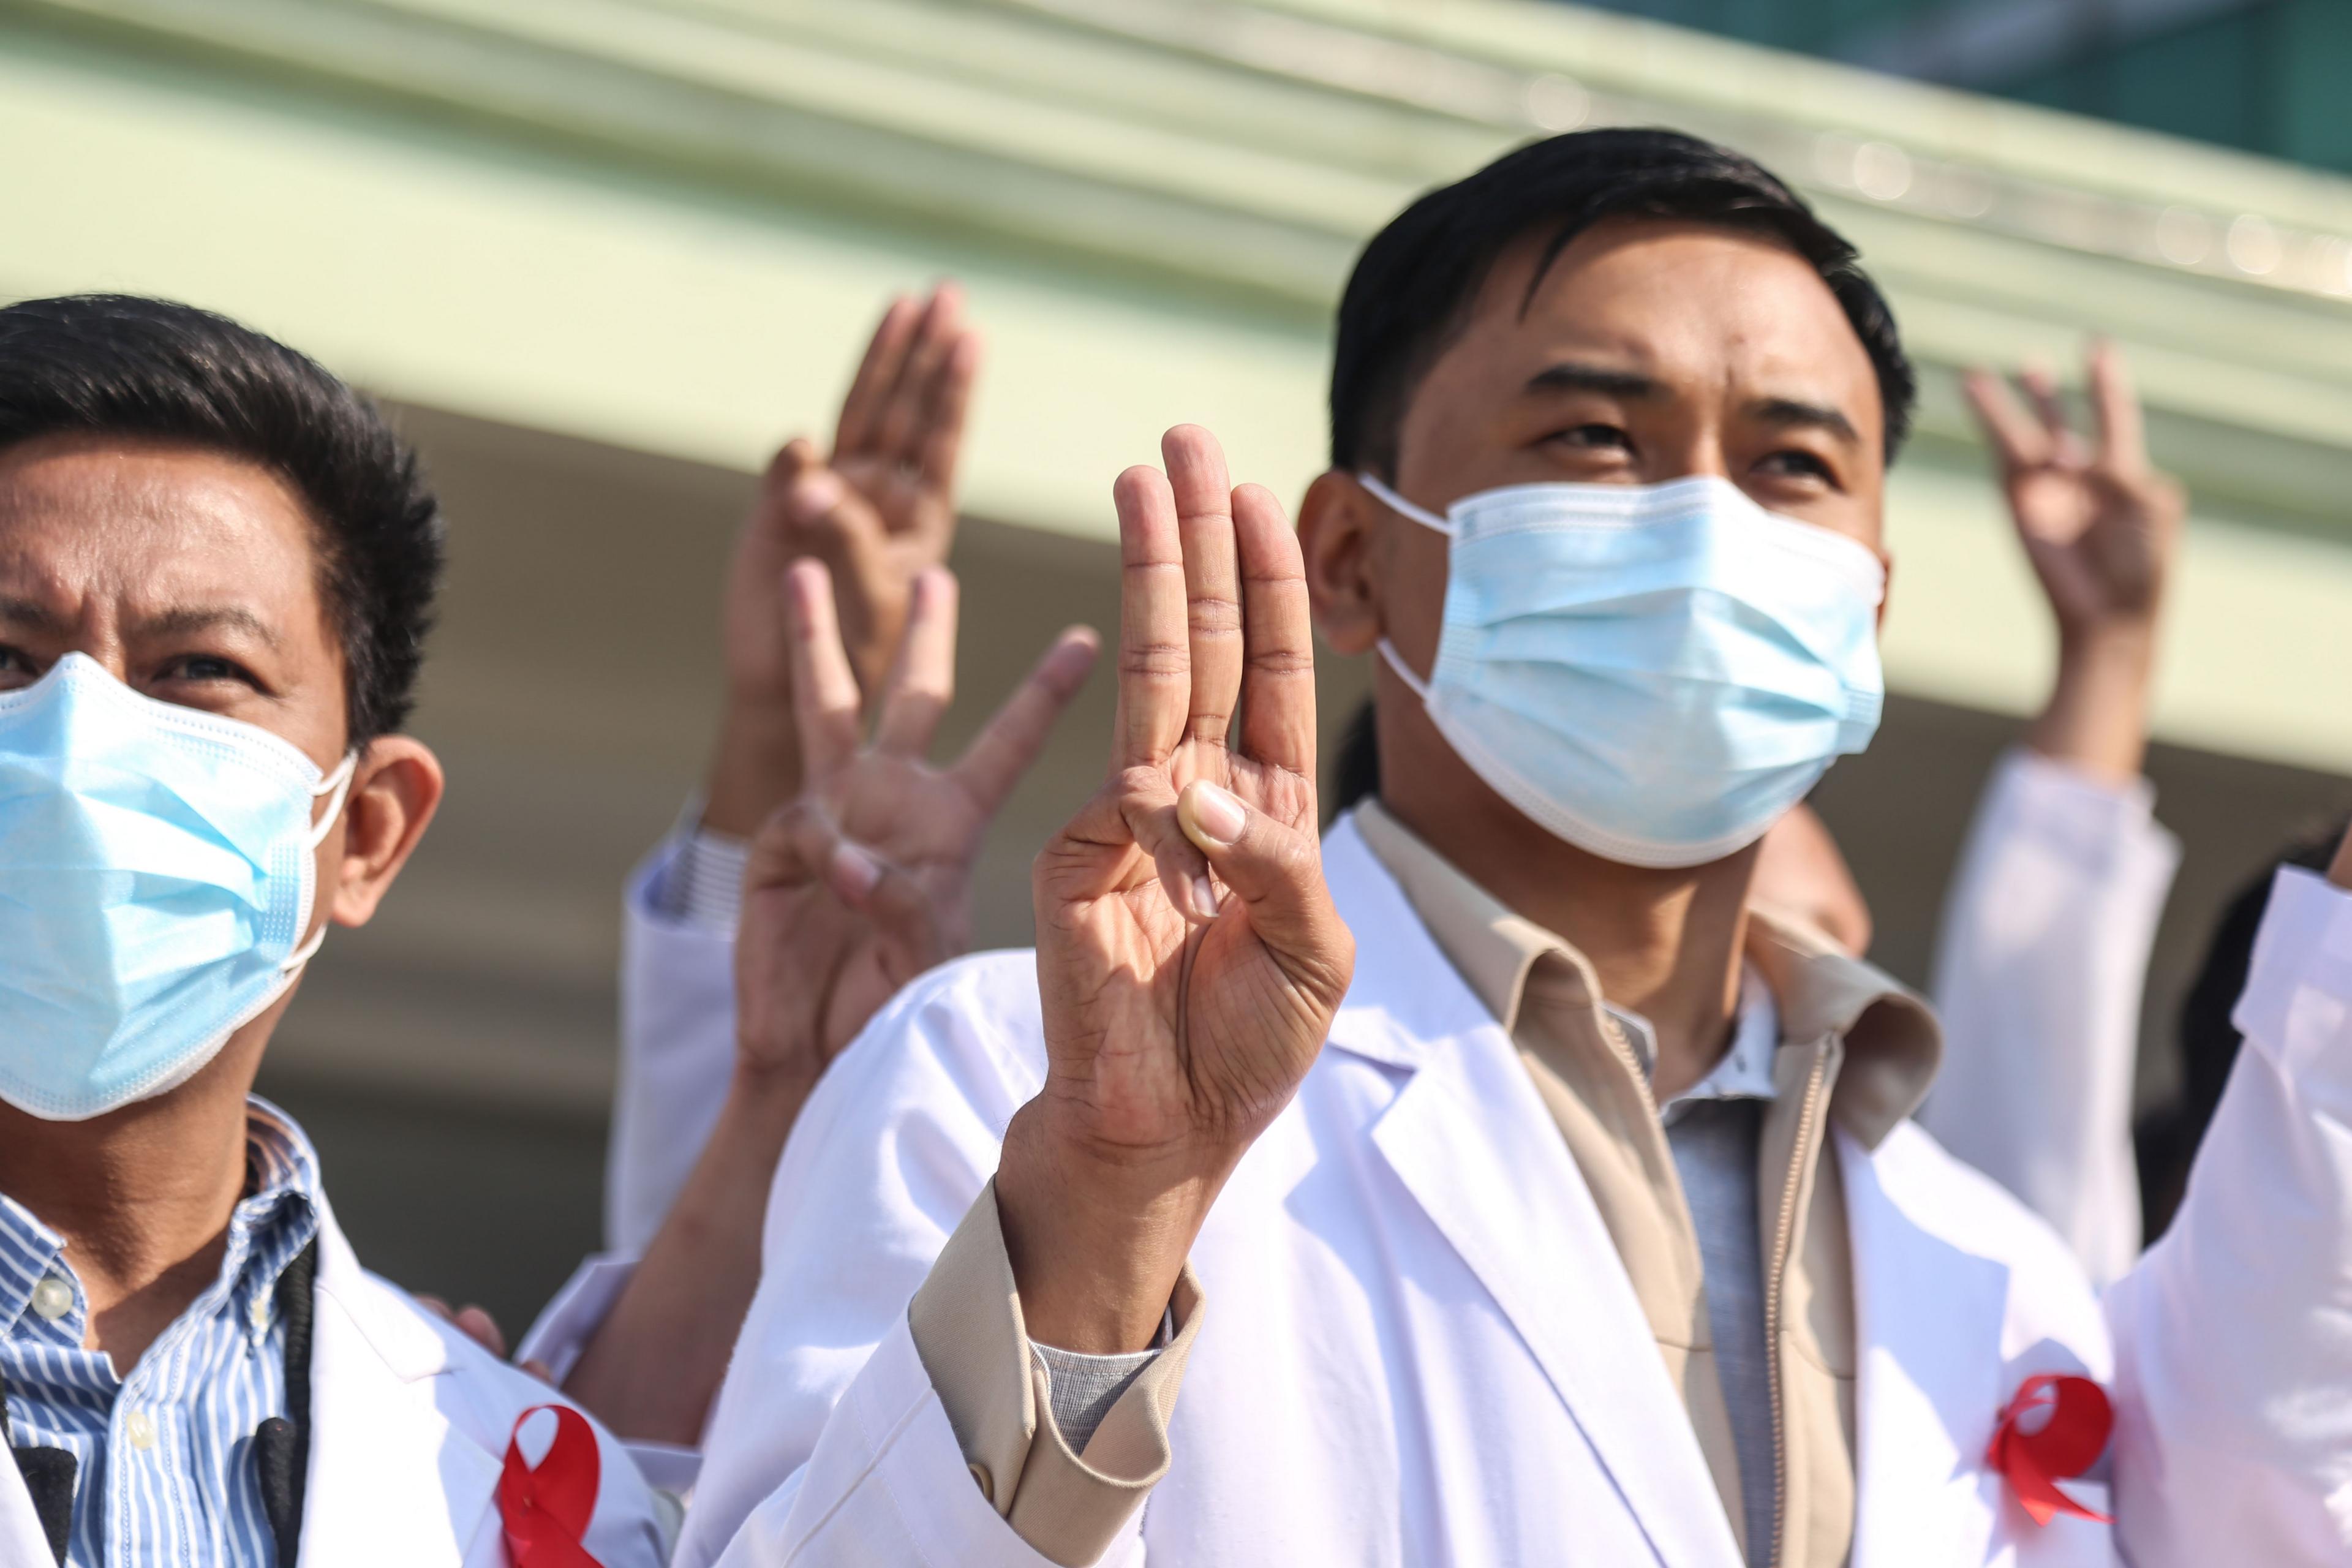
[
  {"left": 0, "top": 1023, "right": 271, "bottom": 1370},
  {"left": 1380, "top": 775, "right": 1757, "bottom": 1102}
]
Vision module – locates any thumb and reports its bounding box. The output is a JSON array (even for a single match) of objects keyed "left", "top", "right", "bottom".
[
  {"left": 1177, "top": 780, "right": 1341, "bottom": 959},
  {"left": 774, "top": 801, "right": 953, "bottom": 970}
]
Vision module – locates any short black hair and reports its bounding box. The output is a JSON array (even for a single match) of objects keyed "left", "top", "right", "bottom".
[
  {"left": 1332, "top": 128, "right": 1916, "bottom": 477},
  {"left": 0, "top": 294, "right": 443, "bottom": 744}
]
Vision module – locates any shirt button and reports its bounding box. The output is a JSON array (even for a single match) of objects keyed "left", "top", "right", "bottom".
[
  {"left": 29, "top": 1275, "right": 71, "bottom": 1322},
  {"left": 249, "top": 1296, "right": 271, "bottom": 1332},
  {"left": 124, "top": 1410, "right": 157, "bottom": 1451}
]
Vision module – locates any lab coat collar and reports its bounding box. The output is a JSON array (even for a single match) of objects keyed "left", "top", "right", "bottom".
[
  {"left": 0, "top": 1193, "right": 511, "bottom": 1567},
  {"left": 297, "top": 1191, "right": 506, "bottom": 1563},
  {"left": 1322, "top": 813, "right": 1746, "bottom": 1568}
]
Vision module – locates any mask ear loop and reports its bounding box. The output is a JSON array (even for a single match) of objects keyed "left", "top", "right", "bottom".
[
  {"left": 1355, "top": 473, "right": 1452, "bottom": 535},
  {"left": 1355, "top": 475, "right": 1447, "bottom": 702},
  {"left": 283, "top": 753, "right": 360, "bottom": 974}
]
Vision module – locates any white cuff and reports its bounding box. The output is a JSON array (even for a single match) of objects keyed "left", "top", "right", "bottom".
[
  {"left": 519, "top": 1253, "right": 639, "bottom": 1385},
  {"left": 1999, "top": 748, "right": 2177, "bottom": 873},
  {"left": 2232, "top": 866, "right": 2352, "bottom": 1079}
]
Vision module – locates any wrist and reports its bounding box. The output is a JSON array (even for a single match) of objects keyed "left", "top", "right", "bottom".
[
  {"left": 2029, "top": 620, "right": 2159, "bottom": 786},
  {"left": 703, "top": 703, "right": 802, "bottom": 839},
  {"left": 994, "top": 1102, "right": 1223, "bottom": 1353},
  {"left": 726, "top": 1055, "right": 822, "bottom": 1123}
]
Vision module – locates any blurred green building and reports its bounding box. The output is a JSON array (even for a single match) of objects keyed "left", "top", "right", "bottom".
[
  {"left": 1, "top": 0, "right": 2347, "bottom": 1324},
  {"left": 1574, "top": 0, "right": 2352, "bottom": 174}
]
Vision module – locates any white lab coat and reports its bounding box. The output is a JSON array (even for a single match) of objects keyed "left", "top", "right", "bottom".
[
  {"left": 0, "top": 1193, "right": 668, "bottom": 1567},
  {"left": 1922, "top": 751, "right": 2179, "bottom": 1286},
  {"left": 667, "top": 815, "right": 2352, "bottom": 1566},
  {"left": 596, "top": 752, "right": 2174, "bottom": 1277}
]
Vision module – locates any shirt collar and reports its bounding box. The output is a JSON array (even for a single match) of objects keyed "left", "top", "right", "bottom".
[
  {"left": 0, "top": 1096, "right": 324, "bottom": 1346},
  {"left": 1350, "top": 800, "right": 1939, "bottom": 1147}
]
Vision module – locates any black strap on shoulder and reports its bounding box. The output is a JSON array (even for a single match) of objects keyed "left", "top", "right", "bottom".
[
  {"left": 253, "top": 1236, "right": 318, "bottom": 1566},
  {"left": 0, "top": 1361, "right": 77, "bottom": 1566}
]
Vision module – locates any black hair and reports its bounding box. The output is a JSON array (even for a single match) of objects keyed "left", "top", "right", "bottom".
[
  {"left": 1331, "top": 127, "right": 1916, "bottom": 477},
  {"left": 2138, "top": 816, "right": 2352, "bottom": 1240},
  {"left": 0, "top": 294, "right": 443, "bottom": 745}
]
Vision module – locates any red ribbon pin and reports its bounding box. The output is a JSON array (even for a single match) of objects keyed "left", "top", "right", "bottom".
[
  {"left": 1985, "top": 1373, "right": 2114, "bottom": 1526},
  {"left": 498, "top": 1404, "right": 604, "bottom": 1567}
]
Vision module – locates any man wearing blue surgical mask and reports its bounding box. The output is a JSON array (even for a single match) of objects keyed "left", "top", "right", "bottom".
[
  {"left": 0, "top": 295, "right": 665, "bottom": 1565},
  {"left": 682, "top": 132, "right": 2352, "bottom": 1567}
]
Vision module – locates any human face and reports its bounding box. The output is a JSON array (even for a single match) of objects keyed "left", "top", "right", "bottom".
[
  {"left": 1300, "top": 216, "right": 1890, "bottom": 879},
  {"left": 1308, "top": 217, "right": 1887, "bottom": 670},
  {"left": 0, "top": 434, "right": 440, "bottom": 942}
]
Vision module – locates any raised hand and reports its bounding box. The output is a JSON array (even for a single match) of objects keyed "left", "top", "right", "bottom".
[
  {"left": 1964, "top": 340, "right": 2184, "bottom": 638},
  {"left": 995, "top": 425, "right": 1355, "bottom": 1352},
  {"left": 1964, "top": 342, "right": 2185, "bottom": 783},
  {"left": 706, "top": 284, "right": 979, "bottom": 835},
  {"left": 737, "top": 562, "right": 1098, "bottom": 1077}
]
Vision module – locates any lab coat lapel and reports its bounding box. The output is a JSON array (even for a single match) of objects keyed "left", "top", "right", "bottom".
[
  {"left": 1841, "top": 1129, "right": 2008, "bottom": 1568},
  {"left": 1324, "top": 819, "right": 1740, "bottom": 1568},
  {"left": 0, "top": 1458, "right": 54, "bottom": 1567},
  {"left": 298, "top": 1197, "right": 505, "bottom": 1565}
]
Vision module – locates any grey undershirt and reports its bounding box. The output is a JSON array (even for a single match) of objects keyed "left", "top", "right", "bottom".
[
  {"left": 1668, "top": 1098, "right": 1773, "bottom": 1567},
  {"left": 1033, "top": 1343, "right": 1155, "bottom": 1454}
]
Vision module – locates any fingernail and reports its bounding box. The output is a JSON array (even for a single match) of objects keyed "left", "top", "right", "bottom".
[
  {"left": 829, "top": 842, "right": 881, "bottom": 900},
  {"left": 1192, "top": 875, "right": 1220, "bottom": 917},
  {"left": 1186, "top": 782, "right": 1247, "bottom": 845},
  {"left": 792, "top": 472, "right": 843, "bottom": 521}
]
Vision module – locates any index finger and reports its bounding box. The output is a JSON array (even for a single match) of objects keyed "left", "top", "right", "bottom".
[
  {"left": 952, "top": 627, "right": 1101, "bottom": 814},
  {"left": 834, "top": 295, "right": 921, "bottom": 458},
  {"left": 1961, "top": 368, "right": 2051, "bottom": 472},
  {"left": 2087, "top": 339, "right": 2147, "bottom": 475},
  {"left": 785, "top": 560, "right": 864, "bottom": 777},
  {"left": 1112, "top": 464, "right": 1191, "bottom": 772},
  {"left": 1231, "top": 481, "right": 1316, "bottom": 778}
]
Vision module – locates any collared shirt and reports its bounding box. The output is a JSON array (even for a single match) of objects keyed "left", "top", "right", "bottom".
[
  {"left": 0, "top": 1098, "right": 322, "bottom": 1567},
  {"left": 1354, "top": 800, "right": 1939, "bottom": 1568}
]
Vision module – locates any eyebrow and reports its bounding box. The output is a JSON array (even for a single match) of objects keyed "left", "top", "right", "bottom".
[
  {"left": 0, "top": 595, "right": 70, "bottom": 633},
  {"left": 1525, "top": 362, "right": 1664, "bottom": 400},
  {"left": 135, "top": 605, "right": 283, "bottom": 648},
  {"left": 1751, "top": 396, "right": 1862, "bottom": 445}
]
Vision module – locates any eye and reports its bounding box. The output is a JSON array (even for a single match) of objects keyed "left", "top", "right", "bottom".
[
  {"left": 156, "top": 653, "right": 260, "bottom": 688},
  {"left": 0, "top": 646, "right": 35, "bottom": 688},
  {"left": 1755, "top": 449, "right": 1839, "bottom": 488},
  {"left": 1552, "top": 423, "right": 1633, "bottom": 453}
]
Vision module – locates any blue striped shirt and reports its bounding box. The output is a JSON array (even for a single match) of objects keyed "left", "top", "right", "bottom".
[{"left": 1, "top": 1096, "right": 321, "bottom": 1567}]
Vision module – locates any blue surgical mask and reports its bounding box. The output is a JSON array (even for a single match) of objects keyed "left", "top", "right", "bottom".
[
  {"left": 0, "top": 654, "right": 355, "bottom": 1120},
  {"left": 1361, "top": 473, "right": 1884, "bottom": 868}
]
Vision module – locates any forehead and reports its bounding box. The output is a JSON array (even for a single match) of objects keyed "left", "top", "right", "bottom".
[
  {"left": 1417, "top": 217, "right": 1883, "bottom": 442},
  {"left": 0, "top": 436, "right": 322, "bottom": 612}
]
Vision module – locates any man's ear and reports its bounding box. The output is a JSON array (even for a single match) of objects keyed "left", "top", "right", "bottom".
[
  {"left": 329, "top": 736, "right": 445, "bottom": 927},
  {"left": 1299, "top": 469, "right": 1384, "bottom": 656},
  {"left": 1875, "top": 549, "right": 1895, "bottom": 633}
]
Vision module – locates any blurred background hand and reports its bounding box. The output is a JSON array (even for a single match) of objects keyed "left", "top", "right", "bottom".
[
  {"left": 1965, "top": 342, "right": 2187, "bottom": 785},
  {"left": 706, "top": 284, "right": 979, "bottom": 838}
]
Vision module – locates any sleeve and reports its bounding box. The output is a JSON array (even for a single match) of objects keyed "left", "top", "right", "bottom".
[
  {"left": 673, "top": 956, "right": 1195, "bottom": 1568},
  {"left": 2105, "top": 865, "right": 2352, "bottom": 1564},
  {"left": 607, "top": 827, "right": 743, "bottom": 1256},
  {"left": 906, "top": 1180, "right": 1200, "bottom": 1564},
  {"left": 1921, "top": 749, "right": 2180, "bottom": 1287}
]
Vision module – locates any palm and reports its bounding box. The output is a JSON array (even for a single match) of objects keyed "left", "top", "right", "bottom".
[
  {"left": 1966, "top": 345, "right": 2182, "bottom": 636},
  {"left": 742, "top": 756, "right": 987, "bottom": 1063},
  {"left": 1033, "top": 428, "right": 1352, "bottom": 1163},
  {"left": 736, "top": 564, "right": 1097, "bottom": 1080},
  {"left": 725, "top": 287, "right": 974, "bottom": 703}
]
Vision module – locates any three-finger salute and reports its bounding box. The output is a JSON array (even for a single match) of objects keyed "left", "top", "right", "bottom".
[{"left": 996, "top": 424, "right": 1355, "bottom": 1355}]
